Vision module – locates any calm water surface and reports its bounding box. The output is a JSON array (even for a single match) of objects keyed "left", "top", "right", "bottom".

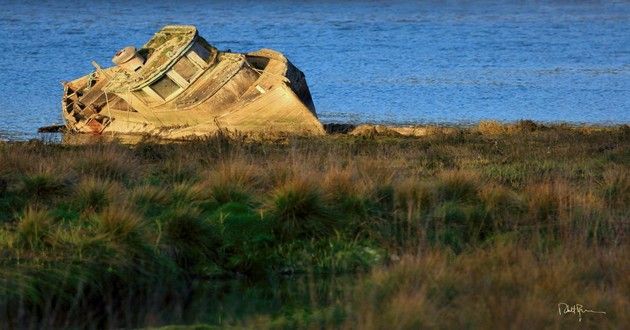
[{"left": 0, "top": 0, "right": 628, "bottom": 140}]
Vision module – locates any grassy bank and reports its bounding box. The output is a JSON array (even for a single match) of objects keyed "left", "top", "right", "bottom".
[{"left": 1, "top": 121, "right": 629, "bottom": 328}]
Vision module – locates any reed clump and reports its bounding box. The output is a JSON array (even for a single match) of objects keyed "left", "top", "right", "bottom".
[{"left": 0, "top": 123, "right": 628, "bottom": 328}]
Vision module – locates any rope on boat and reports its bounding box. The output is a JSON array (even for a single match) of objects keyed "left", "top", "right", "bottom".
[
  {"left": 85, "top": 71, "right": 96, "bottom": 93},
  {"left": 104, "top": 90, "right": 113, "bottom": 128}
]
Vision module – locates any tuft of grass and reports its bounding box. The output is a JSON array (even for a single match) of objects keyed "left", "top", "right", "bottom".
[
  {"left": 16, "top": 207, "right": 54, "bottom": 251},
  {"left": 71, "top": 143, "right": 137, "bottom": 181},
  {"left": 0, "top": 144, "right": 49, "bottom": 176},
  {"left": 322, "top": 167, "right": 359, "bottom": 201},
  {"left": 524, "top": 181, "right": 567, "bottom": 224},
  {"left": 91, "top": 206, "right": 153, "bottom": 265},
  {"left": 428, "top": 202, "right": 481, "bottom": 252},
  {"left": 354, "top": 159, "right": 397, "bottom": 196},
  {"left": 598, "top": 165, "right": 630, "bottom": 208},
  {"left": 150, "top": 158, "right": 202, "bottom": 184},
  {"left": 322, "top": 167, "right": 372, "bottom": 228},
  {"left": 205, "top": 160, "right": 259, "bottom": 205},
  {"left": 474, "top": 119, "right": 543, "bottom": 135},
  {"left": 513, "top": 119, "right": 542, "bottom": 132},
  {"left": 95, "top": 206, "right": 145, "bottom": 239},
  {"left": 266, "top": 177, "right": 337, "bottom": 241},
  {"left": 170, "top": 181, "right": 212, "bottom": 206},
  {"left": 73, "top": 177, "right": 119, "bottom": 213},
  {"left": 478, "top": 185, "right": 525, "bottom": 231},
  {"left": 479, "top": 185, "right": 524, "bottom": 214},
  {"left": 18, "top": 167, "right": 69, "bottom": 200},
  {"left": 394, "top": 178, "right": 434, "bottom": 213},
  {"left": 433, "top": 170, "right": 481, "bottom": 203},
  {"left": 159, "top": 207, "right": 221, "bottom": 272},
  {"left": 475, "top": 120, "right": 509, "bottom": 135},
  {"left": 130, "top": 184, "right": 171, "bottom": 216}
]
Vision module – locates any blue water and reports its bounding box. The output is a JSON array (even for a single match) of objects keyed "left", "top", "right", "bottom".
[{"left": 0, "top": 0, "right": 628, "bottom": 140}]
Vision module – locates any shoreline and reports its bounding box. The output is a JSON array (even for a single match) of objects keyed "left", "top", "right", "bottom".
[{"left": 4, "top": 120, "right": 628, "bottom": 144}]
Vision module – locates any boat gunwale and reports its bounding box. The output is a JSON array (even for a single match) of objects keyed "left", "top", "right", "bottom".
[{"left": 104, "top": 26, "right": 199, "bottom": 93}]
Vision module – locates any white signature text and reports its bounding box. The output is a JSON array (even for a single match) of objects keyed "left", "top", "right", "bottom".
[{"left": 558, "top": 303, "right": 606, "bottom": 322}]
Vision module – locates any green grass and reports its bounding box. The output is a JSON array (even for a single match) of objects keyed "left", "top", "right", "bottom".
[
  {"left": 267, "top": 177, "right": 337, "bottom": 241},
  {"left": 0, "top": 123, "right": 628, "bottom": 328}
]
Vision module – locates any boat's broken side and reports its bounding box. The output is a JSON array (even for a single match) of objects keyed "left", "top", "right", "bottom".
[{"left": 61, "top": 25, "right": 324, "bottom": 139}]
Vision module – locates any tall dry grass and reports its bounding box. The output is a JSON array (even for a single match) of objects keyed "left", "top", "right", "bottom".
[{"left": 0, "top": 123, "right": 628, "bottom": 328}]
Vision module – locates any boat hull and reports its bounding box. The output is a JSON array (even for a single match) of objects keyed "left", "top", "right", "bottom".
[{"left": 60, "top": 27, "right": 324, "bottom": 139}]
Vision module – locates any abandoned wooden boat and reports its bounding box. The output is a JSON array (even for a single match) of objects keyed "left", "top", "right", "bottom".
[{"left": 61, "top": 25, "right": 325, "bottom": 139}]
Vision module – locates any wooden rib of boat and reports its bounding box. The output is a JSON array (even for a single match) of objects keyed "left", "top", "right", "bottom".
[{"left": 61, "top": 25, "right": 325, "bottom": 139}]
